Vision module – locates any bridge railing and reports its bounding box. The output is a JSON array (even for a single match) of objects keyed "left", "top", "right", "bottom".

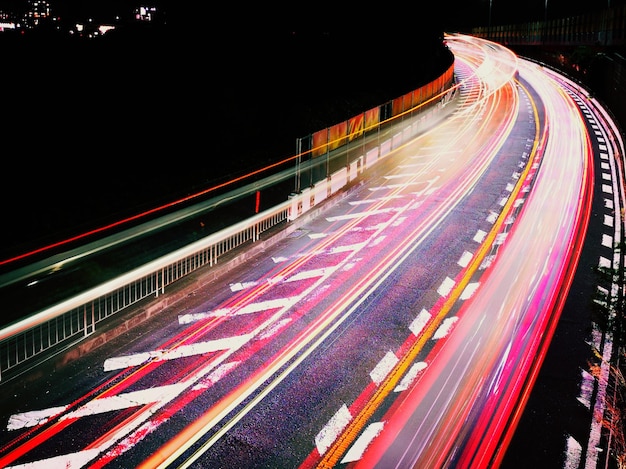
[{"left": 0, "top": 63, "right": 457, "bottom": 383}]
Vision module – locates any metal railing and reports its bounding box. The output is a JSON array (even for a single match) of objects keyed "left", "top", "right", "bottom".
[{"left": 0, "top": 65, "right": 457, "bottom": 383}]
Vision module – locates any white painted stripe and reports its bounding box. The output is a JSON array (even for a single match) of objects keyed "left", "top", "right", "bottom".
[
  {"left": 192, "top": 361, "right": 240, "bottom": 390},
  {"left": 460, "top": 282, "right": 480, "bottom": 300},
  {"left": 599, "top": 144, "right": 607, "bottom": 151},
  {"left": 433, "top": 317, "right": 458, "bottom": 340},
  {"left": 599, "top": 256, "right": 611, "bottom": 269},
  {"left": 394, "top": 362, "right": 427, "bottom": 392},
  {"left": 315, "top": 404, "right": 352, "bottom": 455},
  {"left": 230, "top": 281, "right": 257, "bottom": 292},
  {"left": 604, "top": 214, "right": 614, "bottom": 227},
  {"left": 602, "top": 184, "right": 613, "bottom": 194},
  {"left": 409, "top": 309, "right": 431, "bottom": 336},
  {"left": 330, "top": 243, "right": 368, "bottom": 253},
  {"left": 602, "top": 172, "right": 611, "bottom": 181},
  {"left": 327, "top": 207, "right": 397, "bottom": 221},
  {"left": 5, "top": 448, "right": 102, "bottom": 469},
  {"left": 600, "top": 152, "right": 608, "bottom": 160},
  {"left": 384, "top": 173, "right": 423, "bottom": 180},
  {"left": 287, "top": 268, "right": 331, "bottom": 282},
  {"left": 349, "top": 195, "right": 404, "bottom": 205},
  {"left": 486, "top": 211, "right": 498, "bottom": 223},
  {"left": 236, "top": 297, "right": 295, "bottom": 315},
  {"left": 437, "top": 277, "right": 455, "bottom": 297},
  {"left": 7, "top": 405, "right": 69, "bottom": 431},
  {"left": 308, "top": 232, "right": 327, "bottom": 239},
  {"left": 272, "top": 256, "right": 289, "bottom": 262},
  {"left": 605, "top": 198, "right": 614, "bottom": 209},
  {"left": 498, "top": 197, "right": 508, "bottom": 207},
  {"left": 601, "top": 162, "right": 610, "bottom": 170},
  {"left": 564, "top": 435, "right": 582, "bottom": 469},
  {"left": 505, "top": 182, "right": 514, "bottom": 192},
  {"left": 370, "top": 351, "right": 399, "bottom": 386},
  {"left": 577, "top": 369, "right": 594, "bottom": 410},
  {"left": 602, "top": 234, "right": 613, "bottom": 248},
  {"left": 103, "top": 335, "right": 252, "bottom": 372},
  {"left": 64, "top": 384, "right": 187, "bottom": 421},
  {"left": 514, "top": 198, "right": 524, "bottom": 207},
  {"left": 340, "top": 422, "right": 385, "bottom": 464},
  {"left": 473, "top": 230, "right": 487, "bottom": 243},
  {"left": 458, "top": 251, "right": 473, "bottom": 268}
]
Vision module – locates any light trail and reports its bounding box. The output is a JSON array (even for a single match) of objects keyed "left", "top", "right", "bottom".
[{"left": 0, "top": 33, "right": 611, "bottom": 469}]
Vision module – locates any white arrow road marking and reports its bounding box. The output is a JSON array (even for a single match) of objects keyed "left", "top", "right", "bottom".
[{"left": 340, "top": 422, "right": 385, "bottom": 464}]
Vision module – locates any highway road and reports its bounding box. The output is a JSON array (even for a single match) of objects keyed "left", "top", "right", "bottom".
[{"left": 0, "top": 34, "right": 622, "bottom": 469}]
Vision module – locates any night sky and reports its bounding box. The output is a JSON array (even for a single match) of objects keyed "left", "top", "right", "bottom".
[{"left": 0, "top": 0, "right": 620, "bottom": 259}]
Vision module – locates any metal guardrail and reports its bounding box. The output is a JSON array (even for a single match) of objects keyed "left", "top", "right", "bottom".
[{"left": 0, "top": 68, "right": 458, "bottom": 383}]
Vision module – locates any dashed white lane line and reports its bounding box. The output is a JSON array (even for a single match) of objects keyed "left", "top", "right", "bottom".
[
  {"left": 409, "top": 309, "right": 431, "bottom": 336},
  {"left": 599, "top": 256, "right": 612, "bottom": 269},
  {"left": 437, "top": 277, "right": 455, "bottom": 297},
  {"left": 370, "top": 351, "right": 399, "bottom": 386},
  {"left": 604, "top": 214, "right": 614, "bottom": 227},
  {"left": 315, "top": 404, "right": 352, "bottom": 455},
  {"left": 458, "top": 251, "right": 473, "bottom": 268},
  {"left": 340, "top": 422, "right": 385, "bottom": 464},
  {"left": 103, "top": 335, "right": 252, "bottom": 372},
  {"left": 602, "top": 234, "right": 613, "bottom": 248},
  {"left": 577, "top": 369, "right": 594, "bottom": 409},
  {"left": 474, "top": 229, "right": 487, "bottom": 243},
  {"left": 326, "top": 207, "right": 400, "bottom": 221}
]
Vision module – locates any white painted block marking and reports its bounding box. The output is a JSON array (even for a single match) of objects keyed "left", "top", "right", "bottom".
[
  {"left": 409, "top": 309, "right": 431, "bottom": 336},
  {"left": 602, "top": 234, "right": 613, "bottom": 248},
  {"left": 458, "top": 251, "right": 473, "bottom": 268},
  {"left": 564, "top": 435, "right": 582, "bottom": 469},
  {"left": 577, "top": 369, "right": 594, "bottom": 410},
  {"left": 437, "top": 277, "right": 455, "bottom": 297},
  {"left": 370, "top": 351, "right": 399, "bottom": 386},
  {"left": 315, "top": 404, "right": 352, "bottom": 455},
  {"left": 473, "top": 230, "right": 487, "bottom": 243}
]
